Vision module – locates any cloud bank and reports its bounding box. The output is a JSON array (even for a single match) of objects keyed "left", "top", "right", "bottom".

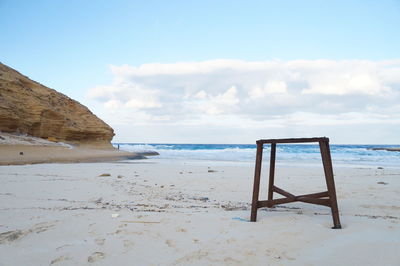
[{"left": 88, "top": 59, "right": 400, "bottom": 143}]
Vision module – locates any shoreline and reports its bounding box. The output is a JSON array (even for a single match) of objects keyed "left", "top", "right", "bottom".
[{"left": 115, "top": 143, "right": 400, "bottom": 169}]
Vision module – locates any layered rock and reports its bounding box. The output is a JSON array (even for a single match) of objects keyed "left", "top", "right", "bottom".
[{"left": 0, "top": 62, "right": 114, "bottom": 145}]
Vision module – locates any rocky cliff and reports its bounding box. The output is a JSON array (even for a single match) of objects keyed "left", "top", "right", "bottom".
[{"left": 0, "top": 62, "right": 114, "bottom": 145}]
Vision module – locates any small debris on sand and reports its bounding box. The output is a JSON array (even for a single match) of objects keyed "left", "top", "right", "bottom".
[
  {"left": 117, "top": 175, "right": 123, "bottom": 178},
  {"left": 189, "top": 196, "right": 209, "bottom": 202},
  {"left": 99, "top": 173, "right": 111, "bottom": 177},
  {"left": 94, "top": 197, "right": 102, "bottom": 204}
]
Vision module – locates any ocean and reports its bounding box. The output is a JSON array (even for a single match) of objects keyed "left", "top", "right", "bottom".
[{"left": 114, "top": 143, "right": 400, "bottom": 168}]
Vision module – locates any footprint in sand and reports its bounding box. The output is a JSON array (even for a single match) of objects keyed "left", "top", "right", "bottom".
[
  {"left": 176, "top": 227, "right": 187, "bottom": 233},
  {"left": 87, "top": 252, "right": 105, "bottom": 263},
  {"left": 123, "top": 239, "right": 135, "bottom": 249},
  {"left": 225, "top": 238, "right": 236, "bottom": 244},
  {"left": 50, "top": 255, "right": 71, "bottom": 265},
  {"left": 0, "top": 221, "right": 56, "bottom": 244},
  {"left": 95, "top": 238, "right": 105, "bottom": 246},
  {"left": 0, "top": 230, "right": 24, "bottom": 244},
  {"left": 165, "top": 239, "right": 176, "bottom": 248},
  {"left": 265, "top": 248, "right": 295, "bottom": 261},
  {"left": 174, "top": 250, "right": 209, "bottom": 264},
  {"left": 56, "top": 244, "right": 72, "bottom": 251}
]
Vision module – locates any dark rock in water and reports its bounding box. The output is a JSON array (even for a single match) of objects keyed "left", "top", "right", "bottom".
[
  {"left": 126, "top": 155, "right": 147, "bottom": 160},
  {"left": 99, "top": 173, "right": 111, "bottom": 177},
  {"left": 19, "top": 152, "right": 23, "bottom": 155},
  {"left": 377, "top": 181, "right": 388, "bottom": 185},
  {"left": 137, "top": 151, "right": 160, "bottom": 156}
]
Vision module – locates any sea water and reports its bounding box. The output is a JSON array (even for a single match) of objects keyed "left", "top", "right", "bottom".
[{"left": 114, "top": 143, "right": 400, "bottom": 168}]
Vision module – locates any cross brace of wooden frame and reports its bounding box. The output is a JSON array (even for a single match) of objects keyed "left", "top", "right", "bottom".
[{"left": 250, "top": 137, "right": 342, "bottom": 229}]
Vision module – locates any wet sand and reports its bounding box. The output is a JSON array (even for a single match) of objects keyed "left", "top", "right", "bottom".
[{"left": 0, "top": 145, "right": 141, "bottom": 165}]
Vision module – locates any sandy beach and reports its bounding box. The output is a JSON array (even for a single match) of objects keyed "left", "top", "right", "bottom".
[
  {"left": 0, "top": 132, "right": 144, "bottom": 165},
  {"left": 0, "top": 157, "right": 399, "bottom": 265}
]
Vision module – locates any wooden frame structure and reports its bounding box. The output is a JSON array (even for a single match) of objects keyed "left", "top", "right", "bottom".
[{"left": 250, "top": 137, "right": 342, "bottom": 229}]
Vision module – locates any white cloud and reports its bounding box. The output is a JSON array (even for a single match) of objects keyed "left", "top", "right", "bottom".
[
  {"left": 249, "top": 80, "right": 287, "bottom": 99},
  {"left": 88, "top": 80, "right": 161, "bottom": 110},
  {"left": 189, "top": 86, "right": 239, "bottom": 115},
  {"left": 303, "top": 70, "right": 389, "bottom": 96},
  {"left": 87, "top": 59, "right": 400, "bottom": 143},
  {"left": 104, "top": 99, "right": 121, "bottom": 109},
  {"left": 194, "top": 90, "right": 207, "bottom": 99}
]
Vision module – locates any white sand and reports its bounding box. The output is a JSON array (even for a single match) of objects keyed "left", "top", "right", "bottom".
[{"left": 0, "top": 159, "right": 399, "bottom": 265}]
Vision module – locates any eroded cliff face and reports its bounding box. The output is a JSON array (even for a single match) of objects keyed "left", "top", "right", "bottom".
[{"left": 0, "top": 62, "right": 114, "bottom": 145}]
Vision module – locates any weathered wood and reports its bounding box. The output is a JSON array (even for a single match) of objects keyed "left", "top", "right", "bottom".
[
  {"left": 299, "top": 191, "right": 329, "bottom": 198},
  {"left": 250, "top": 137, "right": 342, "bottom": 229},
  {"left": 259, "top": 190, "right": 331, "bottom": 208},
  {"left": 258, "top": 198, "right": 295, "bottom": 207},
  {"left": 250, "top": 142, "right": 264, "bottom": 222},
  {"left": 267, "top": 143, "right": 276, "bottom": 202},
  {"left": 273, "top": 186, "right": 295, "bottom": 199},
  {"left": 319, "top": 140, "right": 342, "bottom": 229},
  {"left": 296, "top": 197, "right": 331, "bottom": 207},
  {"left": 258, "top": 137, "right": 329, "bottom": 144}
]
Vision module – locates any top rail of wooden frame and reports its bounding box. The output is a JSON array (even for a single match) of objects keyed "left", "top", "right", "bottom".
[{"left": 257, "top": 137, "right": 329, "bottom": 144}]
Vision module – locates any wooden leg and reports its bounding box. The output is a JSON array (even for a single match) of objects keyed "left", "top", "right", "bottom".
[
  {"left": 319, "top": 140, "right": 342, "bottom": 229},
  {"left": 267, "top": 143, "right": 276, "bottom": 206},
  {"left": 251, "top": 142, "right": 264, "bottom": 222}
]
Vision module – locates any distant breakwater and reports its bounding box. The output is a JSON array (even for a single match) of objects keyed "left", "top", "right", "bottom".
[{"left": 369, "top": 147, "right": 400, "bottom": 152}]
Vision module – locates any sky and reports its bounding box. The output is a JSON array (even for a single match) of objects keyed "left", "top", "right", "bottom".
[{"left": 1, "top": 0, "right": 400, "bottom": 144}]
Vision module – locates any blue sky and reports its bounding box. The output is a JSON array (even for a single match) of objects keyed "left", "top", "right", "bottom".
[{"left": 1, "top": 0, "right": 400, "bottom": 143}]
